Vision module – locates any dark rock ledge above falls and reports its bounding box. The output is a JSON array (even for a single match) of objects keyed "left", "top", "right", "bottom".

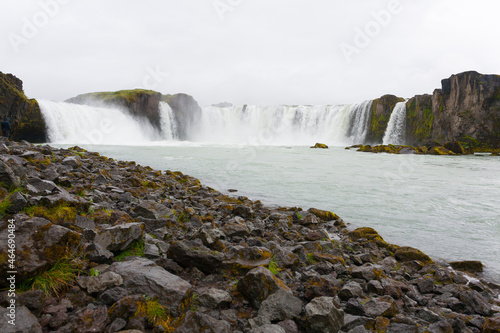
[{"left": 0, "top": 138, "right": 499, "bottom": 333}]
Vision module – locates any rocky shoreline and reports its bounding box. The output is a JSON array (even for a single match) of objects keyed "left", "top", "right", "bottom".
[{"left": 1, "top": 139, "right": 499, "bottom": 333}]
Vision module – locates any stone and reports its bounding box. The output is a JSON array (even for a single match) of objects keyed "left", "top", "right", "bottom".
[
  {"left": 233, "top": 204, "right": 254, "bottom": 218},
  {"left": 223, "top": 222, "right": 250, "bottom": 237},
  {"left": 256, "top": 289, "right": 303, "bottom": 323},
  {"left": 26, "top": 177, "right": 58, "bottom": 195},
  {"left": 310, "top": 143, "right": 329, "bottom": 149},
  {"left": 5, "top": 191, "right": 27, "bottom": 213},
  {"left": 133, "top": 200, "right": 172, "bottom": 220},
  {"left": 107, "top": 257, "right": 192, "bottom": 312},
  {"left": 237, "top": 266, "right": 291, "bottom": 309},
  {"left": 339, "top": 281, "right": 364, "bottom": 301},
  {"left": 386, "top": 322, "right": 419, "bottom": 333},
  {"left": 426, "top": 320, "right": 453, "bottom": 333},
  {"left": 350, "top": 265, "right": 376, "bottom": 281},
  {"left": 362, "top": 296, "right": 398, "bottom": 318},
  {"left": 395, "top": 246, "right": 432, "bottom": 264},
  {"left": 75, "top": 215, "right": 95, "bottom": 230},
  {"left": 83, "top": 242, "right": 114, "bottom": 264},
  {"left": 483, "top": 317, "right": 500, "bottom": 333},
  {"left": 449, "top": 260, "right": 483, "bottom": 273},
  {"left": 278, "top": 320, "right": 299, "bottom": 333},
  {"left": 77, "top": 271, "right": 123, "bottom": 293},
  {"left": 168, "top": 240, "right": 224, "bottom": 274},
  {"left": 99, "top": 287, "right": 129, "bottom": 305},
  {"left": 224, "top": 246, "right": 272, "bottom": 271},
  {"left": 94, "top": 223, "right": 144, "bottom": 252},
  {"left": 0, "top": 306, "right": 42, "bottom": 333},
  {"left": 62, "top": 156, "right": 81, "bottom": 169},
  {"left": 175, "top": 311, "right": 231, "bottom": 333},
  {"left": 444, "top": 141, "right": 465, "bottom": 155},
  {"left": 198, "top": 288, "right": 232, "bottom": 309},
  {"left": 459, "top": 290, "right": 492, "bottom": 316},
  {"left": 0, "top": 161, "right": 20, "bottom": 189},
  {"left": 308, "top": 208, "right": 340, "bottom": 221},
  {"left": 305, "top": 296, "right": 344, "bottom": 333},
  {"left": 250, "top": 324, "right": 286, "bottom": 333}
]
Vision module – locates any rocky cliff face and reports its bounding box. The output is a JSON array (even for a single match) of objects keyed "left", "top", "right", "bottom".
[
  {"left": 66, "top": 89, "right": 163, "bottom": 133},
  {"left": 366, "top": 94, "right": 405, "bottom": 144},
  {"left": 162, "top": 93, "right": 202, "bottom": 140},
  {"left": 405, "top": 71, "right": 500, "bottom": 147},
  {"left": 0, "top": 72, "right": 46, "bottom": 142}
]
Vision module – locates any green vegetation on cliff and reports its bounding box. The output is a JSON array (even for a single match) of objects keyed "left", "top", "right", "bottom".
[
  {"left": 367, "top": 95, "right": 405, "bottom": 143},
  {"left": 71, "top": 89, "right": 160, "bottom": 105},
  {"left": 406, "top": 97, "right": 434, "bottom": 144}
]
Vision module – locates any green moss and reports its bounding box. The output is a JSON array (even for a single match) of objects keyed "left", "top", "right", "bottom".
[
  {"left": 25, "top": 203, "right": 77, "bottom": 223},
  {"left": 267, "top": 257, "right": 280, "bottom": 275},
  {"left": 114, "top": 240, "right": 145, "bottom": 261},
  {"left": 80, "top": 89, "right": 159, "bottom": 104},
  {"left": 406, "top": 99, "right": 434, "bottom": 142}
]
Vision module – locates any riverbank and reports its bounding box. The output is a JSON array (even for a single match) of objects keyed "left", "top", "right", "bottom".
[{"left": 0, "top": 138, "right": 499, "bottom": 333}]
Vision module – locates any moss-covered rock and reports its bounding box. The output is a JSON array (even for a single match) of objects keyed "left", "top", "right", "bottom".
[
  {"left": 395, "top": 246, "right": 432, "bottom": 264},
  {"left": 0, "top": 72, "right": 47, "bottom": 142},
  {"left": 366, "top": 95, "right": 405, "bottom": 144},
  {"left": 66, "top": 89, "right": 163, "bottom": 133},
  {"left": 449, "top": 260, "right": 483, "bottom": 273},
  {"left": 310, "top": 143, "right": 328, "bottom": 149},
  {"left": 307, "top": 208, "right": 340, "bottom": 221}
]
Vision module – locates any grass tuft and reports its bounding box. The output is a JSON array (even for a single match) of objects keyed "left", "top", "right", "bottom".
[
  {"left": 114, "top": 240, "right": 145, "bottom": 261},
  {"left": 19, "top": 260, "right": 79, "bottom": 296}
]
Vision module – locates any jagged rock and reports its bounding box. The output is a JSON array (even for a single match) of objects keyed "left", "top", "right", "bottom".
[
  {"left": 94, "top": 223, "right": 144, "bottom": 252},
  {"left": 62, "top": 156, "right": 81, "bottom": 169},
  {"left": 143, "top": 243, "right": 160, "bottom": 258},
  {"left": 278, "top": 319, "right": 299, "bottom": 333},
  {"left": 233, "top": 204, "right": 254, "bottom": 218},
  {"left": 350, "top": 265, "right": 376, "bottom": 281},
  {"left": 224, "top": 246, "right": 272, "bottom": 271},
  {"left": 175, "top": 311, "right": 231, "bottom": 333},
  {"left": 305, "top": 296, "right": 344, "bottom": 333},
  {"left": 0, "top": 306, "right": 42, "bottom": 333},
  {"left": 107, "top": 257, "right": 192, "bottom": 312},
  {"left": 449, "top": 260, "right": 483, "bottom": 273},
  {"left": 459, "top": 290, "right": 492, "bottom": 316},
  {"left": 0, "top": 218, "right": 82, "bottom": 288},
  {"left": 198, "top": 288, "right": 232, "bottom": 309},
  {"left": 5, "top": 191, "right": 27, "bottom": 213},
  {"left": 426, "top": 320, "right": 454, "bottom": 333},
  {"left": 386, "top": 322, "right": 419, "bottom": 333},
  {"left": 250, "top": 324, "right": 286, "bottom": 333},
  {"left": 483, "top": 317, "right": 500, "bottom": 333},
  {"left": 395, "top": 246, "right": 432, "bottom": 264},
  {"left": 444, "top": 141, "right": 465, "bottom": 154},
  {"left": 339, "top": 281, "right": 364, "bottom": 301},
  {"left": 192, "top": 225, "right": 226, "bottom": 248},
  {"left": 308, "top": 208, "right": 340, "bottom": 221},
  {"left": 0, "top": 161, "right": 20, "bottom": 188},
  {"left": 310, "top": 143, "right": 329, "bottom": 149},
  {"left": 75, "top": 215, "right": 95, "bottom": 230},
  {"left": 99, "top": 287, "right": 129, "bottom": 306},
  {"left": 77, "top": 271, "right": 123, "bottom": 293},
  {"left": 362, "top": 296, "right": 398, "bottom": 318},
  {"left": 133, "top": 200, "right": 172, "bottom": 220},
  {"left": 26, "top": 177, "right": 58, "bottom": 195},
  {"left": 238, "top": 266, "right": 291, "bottom": 309},
  {"left": 255, "top": 289, "right": 303, "bottom": 324},
  {"left": 168, "top": 240, "right": 224, "bottom": 274},
  {"left": 83, "top": 242, "right": 114, "bottom": 264},
  {"left": 63, "top": 304, "right": 109, "bottom": 333},
  {"left": 223, "top": 222, "right": 251, "bottom": 237}
]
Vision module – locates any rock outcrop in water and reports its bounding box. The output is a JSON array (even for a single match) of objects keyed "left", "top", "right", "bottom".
[
  {"left": 366, "top": 95, "right": 405, "bottom": 144},
  {"left": 66, "top": 90, "right": 164, "bottom": 133},
  {"left": 0, "top": 72, "right": 46, "bottom": 143},
  {"left": 0, "top": 139, "right": 499, "bottom": 332},
  {"left": 162, "top": 93, "right": 202, "bottom": 140}
]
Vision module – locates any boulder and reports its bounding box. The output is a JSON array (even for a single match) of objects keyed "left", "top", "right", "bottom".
[
  {"left": 224, "top": 246, "right": 272, "bottom": 271},
  {"left": 77, "top": 271, "right": 123, "bottom": 293},
  {"left": 175, "top": 311, "right": 231, "bottom": 333},
  {"left": 94, "top": 223, "right": 144, "bottom": 252},
  {"left": 339, "top": 281, "right": 364, "bottom": 301},
  {"left": 444, "top": 141, "right": 465, "bottom": 154},
  {"left": 256, "top": 289, "right": 303, "bottom": 324},
  {"left": 395, "top": 246, "right": 432, "bottom": 264},
  {"left": 198, "top": 288, "right": 232, "bottom": 309},
  {"left": 237, "top": 266, "right": 291, "bottom": 309},
  {"left": 133, "top": 200, "right": 172, "bottom": 220},
  {"left": 0, "top": 218, "right": 82, "bottom": 288},
  {"left": 308, "top": 208, "right": 340, "bottom": 221},
  {"left": 449, "top": 260, "right": 483, "bottom": 273},
  {"left": 107, "top": 257, "right": 192, "bottom": 312},
  {"left": 305, "top": 296, "right": 344, "bottom": 333},
  {"left": 310, "top": 143, "right": 329, "bottom": 149},
  {"left": 0, "top": 161, "right": 20, "bottom": 188},
  {"left": 251, "top": 325, "right": 286, "bottom": 333},
  {"left": 0, "top": 306, "right": 42, "bottom": 333},
  {"left": 168, "top": 240, "right": 224, "bottom": 274},
  {"left": 483, "top": 317, "right": 500, "bottom": 333},
  {"left": 362, "top": 296, "right": 398, "bottom": 318},
  {"left": 5, "top": 191, "right": 27, "bottom": 213}
]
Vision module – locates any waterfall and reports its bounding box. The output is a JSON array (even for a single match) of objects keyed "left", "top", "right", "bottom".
[
  {"left": 159, "top": 102, "right": 178, "bottom": 140},
  {"left": 39, "top": 99, "right": 376, "bottom": 146},
  {"left": 39, "top": 100, "right": 163, "bottom": 145},
  {"left": 193, "top": 101, "right": 373, "bottom": 146},
  {"left": 383, "top": 101, "right": 407, "bottom": 145}
]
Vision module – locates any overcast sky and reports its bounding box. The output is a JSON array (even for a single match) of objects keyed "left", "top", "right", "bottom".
[{"left": 1, "top": 0, "right": 500, "bottom": 106}]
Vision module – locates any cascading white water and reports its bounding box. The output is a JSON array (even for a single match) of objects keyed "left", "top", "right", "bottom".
[
  {"left": 39, "top": 99, "right": 376, "bottom": 146},
  {"left": 39, "top": 100, "right": 162, "bottom": 145},
  {"left": 383, "top": 101, "right": 407, "bottom": 145},
  {"left": 159, "top": 102, "right": 177, "bottom": 140},
  {"left": 194, "top": 101, "right": 373, "bottom": 145}
]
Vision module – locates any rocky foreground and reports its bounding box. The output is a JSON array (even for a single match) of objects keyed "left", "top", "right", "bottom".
[{"left": 0, "top": 139, "right": 499, "bottom": 333}]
